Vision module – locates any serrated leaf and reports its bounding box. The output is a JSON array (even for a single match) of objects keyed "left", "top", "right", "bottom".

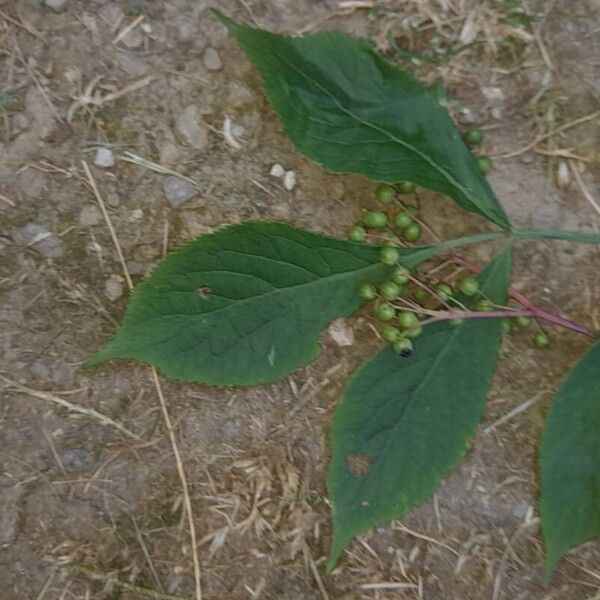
[
  {"left": 87, "top": 221, "right": 394, "bottom": 385},
  {"left": 540, "top": 339, "right": 600, "bottom": 583},
  {"left": 215, "top": 10, "right": 509, "bottom": 228},
  {"left": 326, "top": 243, "right": 512, "bottom": 570}
]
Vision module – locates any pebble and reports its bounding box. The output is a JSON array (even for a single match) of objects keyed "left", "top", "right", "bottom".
[
  {"left": 174, "top": 105, "right": 209, "bottom": 151},
  {"left": 328, "top": 318, "right": 355, "bottom": 347},
  {"left": 556, "top": 161, "right": 571, "bottom": 188},
  {"left": 203, "top": 47, "right": 223, "bottom": 71},
  {"left": 104, "top": 275, "right": 124, "bottom": 302},
  {"left": 163, "top": 176, "right": 197, "bottom": 207},
  {"left": 283, "top": 170, "right": 297, "bottom": 191},
  {"left": 45, "top": 0, "right": 68, "bottom": 11},
  {"left": 99, "top": 2, "right": 124, "bottom": 27},
  {"left": 16, "top": 223, "right": 65, "bottom": 258},
  {"left": 79, "top": 205, "right": 101, "bottom": 226},
  {"left": 11, "top": 113, "right": 30, "bottom": 134},
  {"left": 177, "top": 21, "right": 195, "bottom": 42},
  {"left": 520, "top": 153, "right": 535, "bottom": 164},
  {"left": 122, "top": 27, "right": 144, "bottom": 49},
  {"left": 94, "top": 147, "right": 115, "bottom": 168},
  {"left": 270, "top": 163, "right": 285, "bottom": 178}
]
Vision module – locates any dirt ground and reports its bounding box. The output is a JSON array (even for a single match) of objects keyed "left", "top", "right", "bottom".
[{"left": 1, "top": 0, "right": 599, "bottom": 598}]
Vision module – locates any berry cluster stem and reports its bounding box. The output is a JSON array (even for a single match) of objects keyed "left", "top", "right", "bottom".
[{"left": 440, "top": 252, "right": 595, "bottom": 338}]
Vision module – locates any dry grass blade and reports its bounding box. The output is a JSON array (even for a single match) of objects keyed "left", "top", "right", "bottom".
[
  {"left": 120, "top": 151, "right": 201, "bottom": 190},
  {"left": 65, "top": 564, "right": 189, "bottom": 600},
  {"left": 569, "top": 160, "right": 600, "bottom": 217},
  {"left": 68, "top": 75, "right": 155, "bottom": 122},
  {"left": 498, "top": 111, "right": 600, "bottom": 158},
  {"left": 0, "top": 374, "right": 138, "bottom": 439},
  {"left": 82, "top": 161, "right": 203, "bottom": 600}
]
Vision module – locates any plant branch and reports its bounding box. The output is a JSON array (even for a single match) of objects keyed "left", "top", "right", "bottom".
[
  {"left": 439, "top": 252, "right": 595, "bottom": 337},
  {"left": 512, "top": 228, "right": 600, "bottom": 245}
]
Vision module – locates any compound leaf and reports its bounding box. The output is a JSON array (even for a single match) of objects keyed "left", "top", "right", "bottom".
[
  {"left": 87, "top": 221, "right": 394, "bottom": 385},
  {"left": 216, "top": 11, "right": 509, "bottom": 228},
  {"left": 327, "top": 243, "right": 512, "bottom": 569},
  {"left": 540, "top": 339, "right": 600, "bottom": 582}
]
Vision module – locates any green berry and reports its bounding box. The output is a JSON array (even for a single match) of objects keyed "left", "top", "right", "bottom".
[
  {"left": 362, "top": 210, "right": 388, "bottom": 229},
  {"left": 398, "top": 181, "right": 416, "bottom": 194},
  {"left": 381, "top": 324, "right": 401, "bottom": 343},
  {"left": 347, "top": 225, "right": 366, "bottom": 242},
  {"left": 391, "top": 266, "right": 410, "bottom": 285},
  {"left": 515, "top": 315, "right": 531, "bottom": 328},
  {"left": 394, "top": 211, "right": 413, "bottom": 229},
  {"left": 397, "top": 311, "right": 420, "bottom": 330},
  {"left": 375, "top": 302, "right": 396, "bottom": 321},
  {"left": 449, "top": 318, "right": 464, "bottom": 326},
  {"left": 413, "top": 289, "right": 428, "bottom": 302},
  {"left": 358, "top": 283, "right": 377, "bottom": 301},
  {"left": 393, "top": 337, "right": 413, "bottom": 357},
  {"left": 406, "top": 323, "right": 423, "bottom": 338},
  {"left": 475, "top": 298, "right": 493, "bottom": 312},
  {"left": 501, "top": 318, "right": 511, "bottom": 333},
  {"left": 380, "top": 280, "right": 402, "bottom": 300},
  {"left": 464, "top": 128, "right": 484, "bottom": 146},
  {"left": 380, "top": 246, "right": 400, "bottom": 265},
  {"left": 477, "top": 155, "right": 493, "bottom": 174},
  {"left": 534, "top": 333, "right": 550, "bottom": 349},
  {"left": 403, "top": 223, "right": 422, "bottom": 242},
  {"left": 435, "top": 282, "right": 453, "bottom": 301},
  {"left": 376, "top": 183, "right": 395, "bottom": 204},
  {"left": 458, "top": 276, "right": 479, "bottom": 297}
]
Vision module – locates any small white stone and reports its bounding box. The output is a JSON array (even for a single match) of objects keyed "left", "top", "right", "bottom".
[
  {"left": 45, "top": 0, "right": 68, "bottom": 11},
  {"left": 269, "top": 163, "right": 285, "bottom": 178},
  {"left": 328, "top": 318, "right": 355, "bottom": 347},
  {"left": 556, "top": 161, "right": 571, "bottom": 188},
  {"left": 163, "top": 176, "right": 197, "bottom": 207},
  {"left": 283, "top": 170, "right": 296, "bottom": 191},
  {"left": 79, "top": 205, "right": 101, "bottom": 226},
  {"left": 203, "top": 47, "right": 223, "bottom": 71},
  {"left": 104, "top": 275, "right": 124, "bottom": 302},
  {"left": 94, "top": 147, "right": 115, "bottom": 168}
]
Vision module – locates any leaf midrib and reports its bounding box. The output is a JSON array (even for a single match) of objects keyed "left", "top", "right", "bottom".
[{"left": 335, "top": 324, "right": 463, "bottom": 522}]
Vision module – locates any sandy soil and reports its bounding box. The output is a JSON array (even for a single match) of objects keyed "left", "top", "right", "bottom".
[{"left": 0, "top": 1, "right": 599, "bottom": 598}]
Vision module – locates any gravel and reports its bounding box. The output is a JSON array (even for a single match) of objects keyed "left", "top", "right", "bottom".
[
  {"left": 104, "top": 275, "right": 125, "bottom": 302},
  {"left": 270, "top": 163, "right": 285, "bottom": 178},
  {"left": 203, "top": 47, "right": 223, "bottom": 71},
  {"left": 174, "top": 105, "right": 209, "bottom": 151},
  {"left": 328, "top": 318, "right": 355, "bottom": 347},
  {"left": 163, "top": 176, "right": 198, "bottom": 207},
  {"left": 45, "top": 0, "right": 68, "bottom": 11},
  {"left": 15, "top": 223, "right": 65, "bottom": 258},
  {"left": 283, "top": 170, "right": 297, "bottom": 191},
  {"left": 94, "top": 147, "right": 116, "bottom": 168},
  {"left": 79, "top": 205, "right": 102, "bottom": 226}
]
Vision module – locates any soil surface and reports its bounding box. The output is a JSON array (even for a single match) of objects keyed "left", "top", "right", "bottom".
[{"left": 0, "top": 1, "right": 599, "bottom": 599}]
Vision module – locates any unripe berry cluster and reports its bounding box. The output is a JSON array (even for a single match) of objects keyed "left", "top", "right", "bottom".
[{"left": 352, "top": 181, "right": 550, "bottom": 354}]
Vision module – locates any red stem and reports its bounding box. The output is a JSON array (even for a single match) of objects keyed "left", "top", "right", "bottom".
[{"left": 439, "top": 251, "right": 594, "bottom": 338}]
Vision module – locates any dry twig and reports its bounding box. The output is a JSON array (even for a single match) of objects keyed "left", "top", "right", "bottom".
[{"left": 0, "top": 374, "right": 138, "bottom": 439}]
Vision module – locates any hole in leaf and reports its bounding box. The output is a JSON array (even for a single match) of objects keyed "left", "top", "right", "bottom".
[
  {"left": 346, "top": 453, "right": 371, "bottom": 476},
  {"left": 196, "top": 285, "right": 212, "bottom": 299}
]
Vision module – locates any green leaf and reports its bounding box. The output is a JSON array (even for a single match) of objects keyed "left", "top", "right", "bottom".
[
  {"left": 87, "top": 221, "right": 392, "bottom": 385},
  {"left": 214, "top": 10, "right": 509, "bottom": 229},
  {"left": 326, "top": 243, "right": 513, "bottom": 570},
  {"left": 540, "top": 339, "right": 600, "bottom": 583}
]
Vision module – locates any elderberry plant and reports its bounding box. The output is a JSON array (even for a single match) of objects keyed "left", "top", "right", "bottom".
[{"left": 87, "top": 12, "right": 600, "bottom": 583}]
